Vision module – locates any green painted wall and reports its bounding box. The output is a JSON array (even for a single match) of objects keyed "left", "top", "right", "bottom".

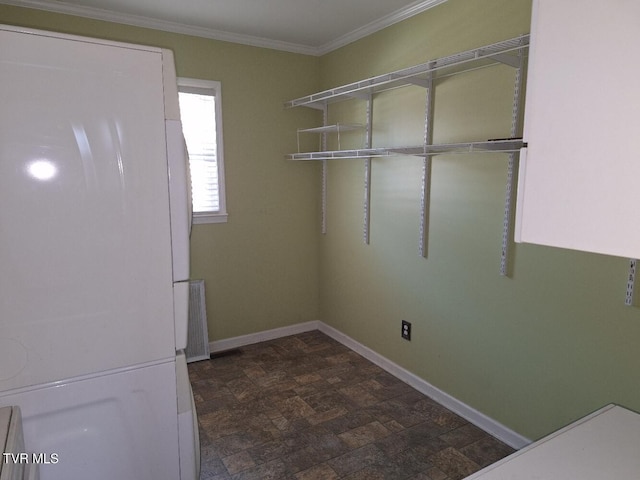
[
  {"left": 0, "top": 5, "right": 322, "bottom": 340},
  {"left": 319, "top": 0, "right": 640, "bottom": 440},
  {"left": 4, "top": 0, "right": 640, "bottom": 442}
]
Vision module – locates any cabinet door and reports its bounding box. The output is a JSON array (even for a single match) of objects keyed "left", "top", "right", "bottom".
[{"left": 515, "top": 0, "right": 640, "bottom": 258}]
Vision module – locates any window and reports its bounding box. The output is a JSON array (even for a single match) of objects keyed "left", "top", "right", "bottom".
[{"left": 178, "top": 78, "right": 227, "bottom": 224}]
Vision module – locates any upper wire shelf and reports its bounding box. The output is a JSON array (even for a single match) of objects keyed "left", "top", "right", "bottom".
[{"left": 284, "top": 35, "right": 529, "bottom": 110}]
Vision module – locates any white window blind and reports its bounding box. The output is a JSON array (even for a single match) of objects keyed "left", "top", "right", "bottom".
[{"left": 178, "top": 78, "right": 227, "bottom": 224}]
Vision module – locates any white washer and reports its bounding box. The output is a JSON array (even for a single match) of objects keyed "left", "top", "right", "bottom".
[
  {"left": 176, "top": 352, "right": 200, "bottom": 480},
  {"left": 0, "top": 406, "right": 39, "bottom": 480},
  {"left": 0, "top": 362, "right": 180, "bottom": 480}
]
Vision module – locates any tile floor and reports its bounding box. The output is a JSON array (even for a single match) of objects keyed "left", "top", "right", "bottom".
[{"left": 188, "top": 330, "right": 514, "bottom": 480}]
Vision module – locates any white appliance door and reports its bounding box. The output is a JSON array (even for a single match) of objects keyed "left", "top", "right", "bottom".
[
  {"left": 0, "top": 27, "right": 176, "bottom": 391},
  {"left": 0, "top": 361, "right": 180, "bottom": 480}
]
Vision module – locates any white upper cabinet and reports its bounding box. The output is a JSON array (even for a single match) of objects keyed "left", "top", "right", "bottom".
[{"left": 515, "top": 0, "right": 640, "bottom": 258}]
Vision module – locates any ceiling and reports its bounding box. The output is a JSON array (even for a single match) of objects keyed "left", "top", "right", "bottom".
[{"left": 3, "top": 0, "right": 448, "bottom": 55}]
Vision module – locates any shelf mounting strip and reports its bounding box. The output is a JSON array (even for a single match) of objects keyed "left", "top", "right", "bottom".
[{"left": 500, "top": 39, "right": 527, "bottom": 277}]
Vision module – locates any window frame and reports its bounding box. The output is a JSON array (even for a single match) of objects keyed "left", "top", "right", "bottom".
[{"left": 177, "top": 77, "right": 228, "bottom": 224}]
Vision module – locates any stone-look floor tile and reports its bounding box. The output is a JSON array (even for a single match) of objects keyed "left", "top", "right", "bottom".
[
  {"left": 208, "top": 431, "right": 265, "bottom": 457},
  {"left": 339, "top": 384, "right": 380, "bottom": 407},
  {"left": 286, "top": 425, "right": 351, "bottom": 462},
  {"left": 293, "top": 380, "right": 334, "bottom": 398},
  {"left": 439, "top": 423, "right": 488, "bottom": 448},
  {"left": 281, "top": 446, "right": 324, "bottom": 474},
  {"left": 326, "top": 351, "right": 362, "bottom": 365},
  {"left": 294, "top": 373, "right": 323, "bottom": 385},
  {"left": 361, "top": 377, "right": 415, "bottom": 401},
  {"left": 199, "top": 449, "right": 227, "bottom": 479},
  {"left": 196, "top": 394, "right": 239, "bottom": 415},
  {"left": 423, "top": 466, "right": 449, "bottom": 480},
  {"left": 339, "top": 447, "right": 423, "bottom": 479},
  {"left": 327, "top": 443, "right": 390, "bottom": 477},
  {"left": 428, "top": 447, "right": 481, "bottom": 480},
  {"left": 388, "top": 447, "right": 434, "bottom": 478},
  {"left": 338, "top": 421, "right": 391, "bottom": 449},
  {"left": 254, "top": 370, "right": 289, "bottom": 388},
  {"left": 199, "top": 410, "right": 243, "bottom": 440},
  {"left": 322, "top": 410, "right": 377, "bottom": 435},
  {"left": 221, "top": 451, "right": 255, "bottom": 475},
  {"left": 411, "top": 436, "right": 452, "bottom": 459},
  {"left": 269, "top": 414, "right": 289, "bottom": 430},
  {"left": 189, "top": 331, "right": 514, "bottom": 480},
  {"left": 230, "top": 458, "right": 293, "bottom": 480},
  {"left": 459, "top": 436, "right": 515, "bottom": 468},
  {"left": 365, "top": 398, "right": 432, "bottom": 428},
  {"left": 294, "top": 463, "right": 339, "bottom": 480},
  {"left": 407, "top": 473, "right": 442, "bottom": 480},
  {"left": 201, "top": 472, "right": 233, "bottom": 480},
  {"left": 304, "top": 389, "right": 352, "bottom": 413},
  {"left": 375, "top": 431, "right": 411, "bottom": 457},
  {"left": 383, "top": 419, "right": 405, "bottom": 433},
  {"left": 273, "top": 395, "right": 316, "bottom": 419},
  {"left": 340, "top": 467, "right": 387, "bottom": 480},
  {"left": 306, "top": 407, "right": 349, "bottom": 426},
  {"left": 431, "top": 409, "right": 470, "bottom": 430},
  {"left": 247, "top": 438, "right": 296, "bottom": 465},
  {"left": 242, "top": 364, "right": 267, "bottom": 379},
  {"left": 270, "top": 415, "right": 310, "bottom": 434},
  {"left": 402, "top": 419, "right": 450, "bottom": 443},
  {"left": 227, "top": 377, "right": 261, "bottom": 402}
]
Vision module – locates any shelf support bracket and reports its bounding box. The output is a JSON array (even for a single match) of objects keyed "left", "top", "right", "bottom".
[
  {"left": 419, "top": 65, "right": 435, "bottom": 258},
  {"left": 347, "top": 92, "right": 371, "bottom": 101},
  {"left": 321, "top": 105, "right": 328, "bottom": 235},
  {"left": 625, "top": 259, "right": 637, "bottom": 306},
  {"left": 404, "top": 77, "right": 430, "bottom": 88},
  {"left": 500, "top": 47, "right": 526, "bottom": 276},
  {"left": 363, "top": 94, "right": 373, "bottom": 244},
  {"left": 486, "top": 52, "right": 521, "bottom": 68}
]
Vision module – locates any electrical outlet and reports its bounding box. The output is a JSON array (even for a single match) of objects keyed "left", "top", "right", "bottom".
[{"left": 401, "top": 320, "right": 411, "bottom": 341}]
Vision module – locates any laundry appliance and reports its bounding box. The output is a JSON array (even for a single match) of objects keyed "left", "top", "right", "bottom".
[
  {"left": 0, "top": 25, "right": 198, "bottom": 480},
  {"left": 0, "top": 406, "right": 38, "bottom": 480}
]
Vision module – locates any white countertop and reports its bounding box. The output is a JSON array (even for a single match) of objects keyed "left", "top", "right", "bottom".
[{"left": 465, "top": 404, "right": 640, "bottom": 479}]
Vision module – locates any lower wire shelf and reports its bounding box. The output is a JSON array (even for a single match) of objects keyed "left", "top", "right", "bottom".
[{"left": 286, "top": 139, "right": 525, "bottom": 161}]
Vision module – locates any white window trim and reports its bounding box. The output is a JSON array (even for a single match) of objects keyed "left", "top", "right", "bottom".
[{"left": 178, "top": 77, "right": 228, "bottom": 224}]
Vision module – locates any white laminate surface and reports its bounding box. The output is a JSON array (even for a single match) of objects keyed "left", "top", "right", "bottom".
[{"left": 466, "top": 405, "right": 640, "bottom": 479}]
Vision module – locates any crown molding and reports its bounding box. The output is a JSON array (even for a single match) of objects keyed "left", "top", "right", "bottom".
[
  {"left": 316, "top": 0, "right": 448, "bottom": 55},
  {"left": 0, "top": 0, "right": 319, "bottom": 54},
  {"left": 1, "top": 0, "right": 448, "bottom": 56}
]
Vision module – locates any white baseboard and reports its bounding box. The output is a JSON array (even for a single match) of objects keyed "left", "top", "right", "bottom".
[
  {"left": 209, "top": 320, "right": 320, "bottom": 353},
  {"left": 209, "top": 320, "right": 531, "bottom": 449}
]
